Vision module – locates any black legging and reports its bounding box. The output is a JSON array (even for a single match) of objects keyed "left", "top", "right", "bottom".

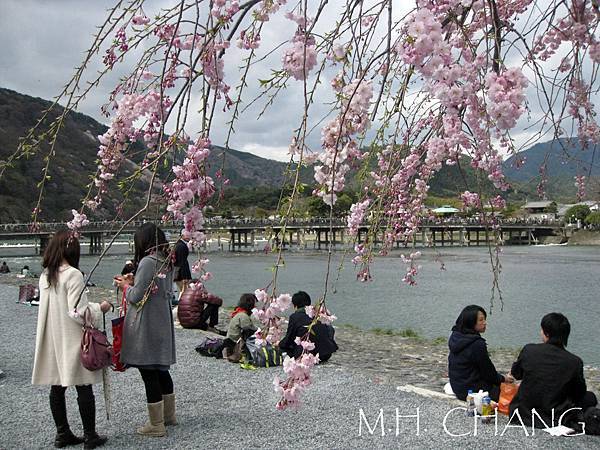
[
  {"left": 50, "top": 384, "right": 94, "bottom": 403},
  {"left": 138, "top": 369, "right": 174, "bottom": 403}
]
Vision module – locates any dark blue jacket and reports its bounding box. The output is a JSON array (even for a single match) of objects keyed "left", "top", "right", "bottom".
[{"left": 448, "top": 329, "right": 504, "bottom": 400}]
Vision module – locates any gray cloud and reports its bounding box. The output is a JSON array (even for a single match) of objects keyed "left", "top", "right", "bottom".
[{"left": 1, "top": 0, "right": 595, "bottom": 165}]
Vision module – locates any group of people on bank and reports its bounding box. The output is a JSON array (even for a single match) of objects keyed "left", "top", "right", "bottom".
[
  {"left": 448, "top": 304, "right": 598, "bottom": 429},
  {"left": 31, "top": 223, "right": 338, "bottom": 449}
]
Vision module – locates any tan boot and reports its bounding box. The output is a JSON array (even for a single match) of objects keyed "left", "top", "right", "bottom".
[
  {"left": 163, "top": 393, "right": 177, "bottom": 426},
  {"left": 136, "top": 401, "right": 166, "bottom": 437}
]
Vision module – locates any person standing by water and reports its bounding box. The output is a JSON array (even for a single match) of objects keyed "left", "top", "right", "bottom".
[
  {"left": 32, "top": 230, "right": 111, "bottom": 449},
  {"left": 173, "top": 230, "right": 192, "bottom": 299},
  {"left": 114, "top": 223, "right": 176, "bottom": 438}
]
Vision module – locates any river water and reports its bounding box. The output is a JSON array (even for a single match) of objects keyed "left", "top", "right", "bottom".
[{"left": 2, "top": 245, "right": 599, "bottom": 365}]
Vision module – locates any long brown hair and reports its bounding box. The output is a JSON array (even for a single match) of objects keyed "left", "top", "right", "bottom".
[
  {"left": 133, "top": 223, "right": 169, "bottom": 269},
  {"left": 42, "top": 230, "right": 81, "bottom": 287}
]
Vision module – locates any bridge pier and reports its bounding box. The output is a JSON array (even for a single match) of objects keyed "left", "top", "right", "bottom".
[
  {"left": 37, "top": 235, "right": 50, "bottom": 255},
  {"left": 88, "top": 233, "right": 105, "bottom": 255}
]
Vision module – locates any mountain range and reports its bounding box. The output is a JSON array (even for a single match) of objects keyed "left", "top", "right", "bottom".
[{"left": 0, "top": 87, "right": 596, "bottom": 222}]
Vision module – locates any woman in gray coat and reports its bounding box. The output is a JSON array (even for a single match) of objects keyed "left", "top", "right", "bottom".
[{"left": 115, "top": 223, "right": 176, "bottom": 438}]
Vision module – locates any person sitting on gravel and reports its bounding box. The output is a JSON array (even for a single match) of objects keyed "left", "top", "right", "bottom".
[
  {"left": 509, "top": 312, "right": 598, "bottom": 428},
  {"left": 0, "top": 261, "right": 10, "bottom": 273},
  {"left": 278, "top": 291, "right": 338, "bottom": 363},
  {"left": 448, "top": 305, "right": 512, "bottom": 402},
  {"left": 209, "top": 293, "right": 260, "bottom": 358}
]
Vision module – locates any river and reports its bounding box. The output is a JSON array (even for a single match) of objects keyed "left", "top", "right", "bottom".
[{"left": 1, "top": 245, "right": 599, "bottom": 365}]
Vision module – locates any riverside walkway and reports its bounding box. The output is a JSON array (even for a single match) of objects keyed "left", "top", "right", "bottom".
[{"left": 0, "top": 283, "right": 598, "bottom": 449}]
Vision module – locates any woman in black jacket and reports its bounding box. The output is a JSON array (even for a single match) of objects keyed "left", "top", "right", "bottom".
[{"left": 448, "top": 305, "right": 510, "bottom": 401}]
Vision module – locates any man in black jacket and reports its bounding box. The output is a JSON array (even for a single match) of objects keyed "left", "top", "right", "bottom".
[
  {"left": 278, "top": 291, "right": 338, "bottom": 362},
  {"left": 509, "top": 312, "right": 598, "bottom": 428}
]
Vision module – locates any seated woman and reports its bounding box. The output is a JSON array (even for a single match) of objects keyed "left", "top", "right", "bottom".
[
  {"left": 210, "top": 293, "right": 260, "bottom": 358},
  {"left": 509, "top": 312, "right": 598, "bottom": 428},
  {"left": 448, "top": 305, "right": 509, "bottom": 401},
  {"left": 278, "top": 291, "right": 338, "bottom": 363}
]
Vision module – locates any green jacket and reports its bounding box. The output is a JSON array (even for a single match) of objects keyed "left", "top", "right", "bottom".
[{"left": 226, "top": 312, "right": 260, "bottom": 341}]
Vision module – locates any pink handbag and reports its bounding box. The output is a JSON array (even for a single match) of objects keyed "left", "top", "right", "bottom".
[{"left": 80, "top": 308, "right": 113, "bottom": 371}]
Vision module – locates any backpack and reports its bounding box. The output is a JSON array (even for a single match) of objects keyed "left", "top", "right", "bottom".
[
  {"left": 245, "top": 336, "right": 283, "bottom": 367},
  {"left": 194, "top": 335, "right": 223, "bottom": 356},
  {"left": 252, "top": 345, "right": 284, "bottom": 367},
  {"left": 584, "top": 407, "right": 600, "bottom": 435}
]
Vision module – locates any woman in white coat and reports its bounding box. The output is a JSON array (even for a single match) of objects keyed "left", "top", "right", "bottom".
[{"left": 32, "top": 230, "right": 111, "bottom": 449}]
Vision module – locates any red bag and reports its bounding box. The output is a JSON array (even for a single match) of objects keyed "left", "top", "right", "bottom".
[
  {"left": 498, "top": 382, "right": 519, "bottom": 415},
  {"left": 80, "top": 308, "right": 113, "bottom": 371},
  {"left": 111, "top": 288, "right": 127, "bottom": 372}
]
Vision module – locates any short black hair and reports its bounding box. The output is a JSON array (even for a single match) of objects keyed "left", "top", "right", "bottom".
[
  {"left": 453, "top": 305, "right": 487, "bottom": 334},
  {"left": 541, "top": 312, "right": 570, "bottom": 347},
  {"left": 292, "top": 291, "right": 311, "bottom": 308},
  {"left": 238, "top": 293, "right": 257, "bottom": 312}
]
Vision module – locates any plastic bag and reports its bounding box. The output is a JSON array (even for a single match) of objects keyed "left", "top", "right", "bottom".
[{"left": 498, "top": 382, "right": 519, "bottom": 415}]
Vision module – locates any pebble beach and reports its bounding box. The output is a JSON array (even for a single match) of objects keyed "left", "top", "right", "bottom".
[{"left": 1, "top": 281, "right": 599, "bottom": 449}]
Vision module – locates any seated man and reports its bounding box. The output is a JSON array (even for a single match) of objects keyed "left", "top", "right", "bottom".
[
  {"left": 0, "top": 262, "right": 10, "bottom": 273},
  {"left": 510, "top": 312, "right": 598, "bottom": 428},
  {"left": 197, "top": 293, "right": 225, "bottom": 335},
  {"left": 278, "top": 291, "right": 338, "bottom": 362}
]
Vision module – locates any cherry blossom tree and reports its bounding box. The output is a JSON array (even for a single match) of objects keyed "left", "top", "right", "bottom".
[{"left": 4, "top": 0, "right": 599, "bottom": 409}]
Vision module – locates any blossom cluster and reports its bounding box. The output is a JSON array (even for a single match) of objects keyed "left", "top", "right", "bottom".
[
  {"left": 67, "top": 210, "right": 90, "bottom": 235},
  {"left": 461, "top": 191, "right": 481, "bottom": 208},
  {"left": 211, "top": 0, "right": 240, "bottom": 21},
  {"left": 347, "top": 199, "right": 370, "bottom": 235},
  {"left": 282, "top": 32, "right": 317, "bottom": 80},
  {"left": 90, "top": 91, "right": 170, "bottom": 210},
  {"left": 485, "top": 68, "right": 528, "bottom": 131},
  {"left": 314, "top": 79, "right": 372, "bottom": 205},
  {"left": 252, "top": 289, "right": 292, "bottom": 345},
  {"left": 575, "top": 175, "right": 586, "bottom": 202},
  {"left": 274, "top": 352, "right": 319, "bottom": 410}
]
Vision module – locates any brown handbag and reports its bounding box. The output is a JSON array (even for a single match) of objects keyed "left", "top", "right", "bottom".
[{"left": 80, "top": 308, "right": 114, "bottom": 371}]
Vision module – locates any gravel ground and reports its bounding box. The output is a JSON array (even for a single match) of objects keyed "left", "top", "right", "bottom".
[{"left": 1, "top": 284, "right": 598, "bottom": 449}]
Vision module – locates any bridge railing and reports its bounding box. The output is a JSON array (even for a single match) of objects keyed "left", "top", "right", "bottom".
[{"left": 0, "top": 216, "right": 564, "bottom": 233}]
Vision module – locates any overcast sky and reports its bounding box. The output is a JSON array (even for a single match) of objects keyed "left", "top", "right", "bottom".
[{"left": 1, "top": 1, "right": 594, "bottom": 162}]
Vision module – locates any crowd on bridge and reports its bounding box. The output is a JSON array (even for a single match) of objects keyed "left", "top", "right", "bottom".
[{"left": 0, "top": 216, "right": 566, "bottom": 234}]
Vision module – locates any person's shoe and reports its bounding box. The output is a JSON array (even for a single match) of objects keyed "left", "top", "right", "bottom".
[
  {"left": 136, "top": 401, "right": 166, "bottom": 437},
  {"left": 208, "top": 326, "right": 226, "bottom": 336},
  {"left": 54, "top": 430, "right": 84, "bottom": 448},
  {"left": 163, "top": 393, "right": 177, "bottom": 426},
  {"left": 83, "top": 433, "right": 107, "bottom": 450}
]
